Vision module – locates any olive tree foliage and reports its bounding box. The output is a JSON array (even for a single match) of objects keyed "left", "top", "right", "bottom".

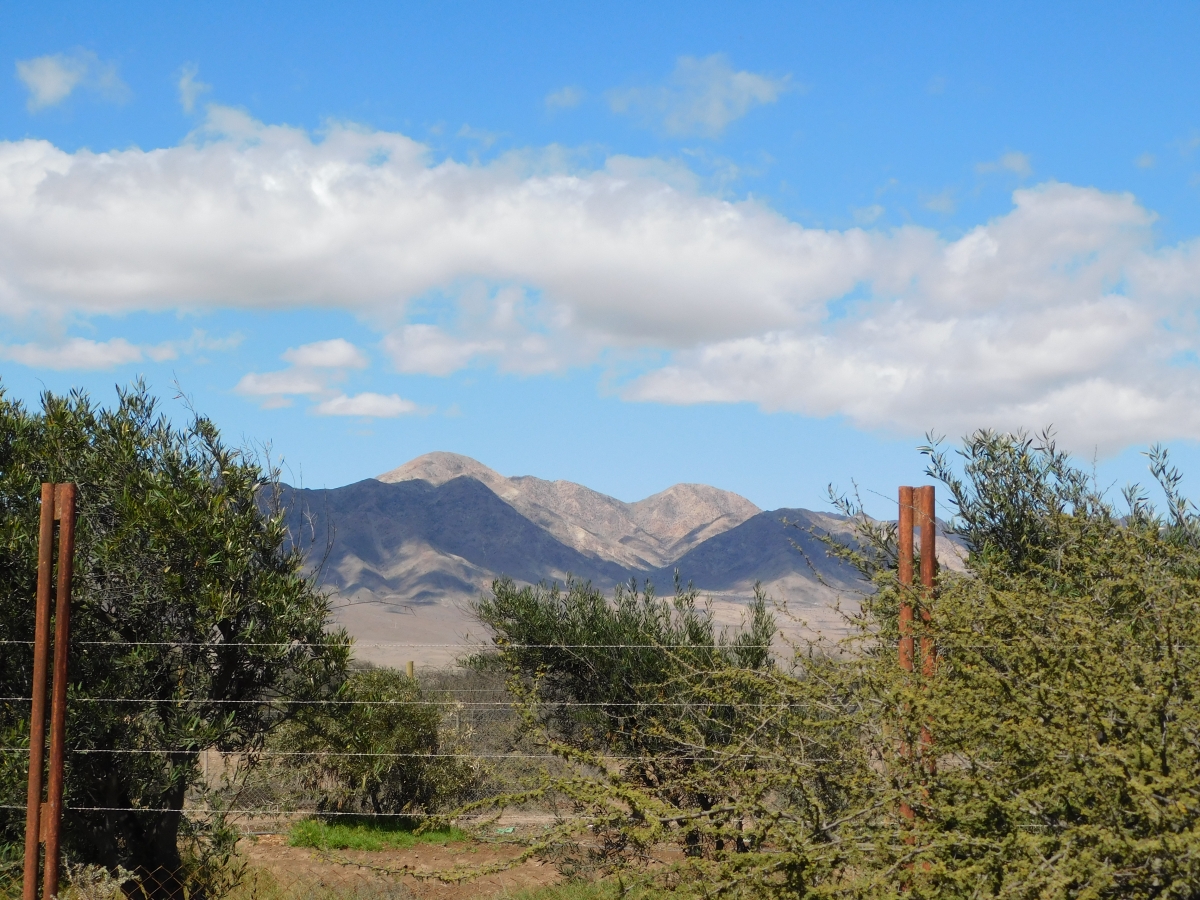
[
  {"left": 0, "top": 383, "right": 350, "bottom": 879},
  {"left": 268, "top": 666, "right": 477, "bottom": 816},
  {"left": 472, "top": 577, "right": 777, "bottom": 860},
  {"left": 471, "top": 432, "right": 1200, "bottom": 900}
]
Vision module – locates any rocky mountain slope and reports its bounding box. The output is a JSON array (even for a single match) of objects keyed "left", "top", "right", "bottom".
[
  {"left": 282, "top": 454, "right": 878, "bottom": 665},
  {"left": 377, "top": 452, "right": 761, "bottom": 568}
]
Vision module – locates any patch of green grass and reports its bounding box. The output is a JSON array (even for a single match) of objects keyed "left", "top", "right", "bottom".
[{"left": 288, "top": 816, "right": 467, "bottom": 852}]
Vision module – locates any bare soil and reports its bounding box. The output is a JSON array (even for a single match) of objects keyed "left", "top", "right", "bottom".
[{"left": 240, "top": 832, "right": 562, "bottom": 900}]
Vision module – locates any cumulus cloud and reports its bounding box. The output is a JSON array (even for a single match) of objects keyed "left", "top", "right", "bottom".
[
  {"left": 15, "top": 50, "right": 128, "bottom": 111},
  {"left": 177, "top": 63, "right": 211, "bottom": 114},
  {"left": 608, "top": 54, "right": 791, "bottom": 137},
  {"left": 234, "top": 369, "right": 327, "bottom": 397},
  {"left": 313, "top": 393, "right": 417, "bottom": 417},
  {"left": 281, "top": 338, "right": 368, "bottom": 369},
  {"left": 236, "top": 338, "right": 415, "bottom": 416},
  {"left": 976, "top": 151, "right": 1032, "bottom": 177},
  {"left": 6, "top": 109, "right": 1200, "bottom": 451}
]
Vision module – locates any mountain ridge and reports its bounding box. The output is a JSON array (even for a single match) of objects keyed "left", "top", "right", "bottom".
[
  {"left": 284, "top": 453, "right": 894, "bottom": 666},
  {"left": 377, "top": 452, "right": 761, "bottom": 569}
]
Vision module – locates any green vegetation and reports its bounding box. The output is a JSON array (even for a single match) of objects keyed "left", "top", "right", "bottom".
[
  {"left": 268, "top": 666, "right": 477, "bottom": 815},
  {"left": 476, "top": 576, "right": 774, "bottom": 754},
  {"left": 0, "top": 383, "right": 350, "bottom": 888},
  {"left": 7, "top": 380, "right": 1200, "bottom": 899},
  {"left": 473, "top": 431, "right": 1200, "bottom": 899},
  {"left": 288, "top": 817, "right": 466, "bottom": 852}
]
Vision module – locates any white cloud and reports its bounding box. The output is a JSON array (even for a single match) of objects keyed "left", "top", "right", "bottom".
[
  {"left": 15, "top": 50, "right": 128, "bottom": 111},
  {"left": 545, "top": 86, "right": 584, "bottom": 110},
  {"left": 384, "top": 324, "right": 496, "bottom": 376},
  {"left": 282, "top": 338, "right": 368, "bottom": 369},
  {"left": 608, "top": 54, "right": 791, "bottom": 137},
  {"left": 177, "top": 63, "right": 211, "bottom": 114},
  {"left": 234, "top": 369, "right": 327, "bottom": 396},
  {"left": 1136, "top": 152, "right": 1156, "bottom": 169},
  {"left": 1, "top": 337, "right": 143, "bottom": 369},
  {"left": 976, "top": 151, "right": 1032, "bottom": 177},
  {"left": 0, "top": 330, "right": 235, "bottom": 370},
  {"left": 236, "top": 338, "right": 393, "bottom": 412},
  {"left": 6, "top": 110, "right": 1200, "bottom": 451},
  {"left": 314, "top": 393, "right": 417, "bottom": 417}
]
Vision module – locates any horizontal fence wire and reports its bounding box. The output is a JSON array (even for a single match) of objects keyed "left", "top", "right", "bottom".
[
  {"left": 0, "top": 634, "right": 794, "bottom": 866},
  {"left": 0, "top": 748, "right": 644, "bottom": 760},
  {"left": 0, "top": 640, "right": 779, "bottom": 649},
  {"left": 0, "top": 748, "right": 784, "bottom": 761},
  {"left": 0, "top": 697, "right": 788, "bottom": 707},
  {"left": 0, "top": 804, "right": 595, "bottom": 819}
]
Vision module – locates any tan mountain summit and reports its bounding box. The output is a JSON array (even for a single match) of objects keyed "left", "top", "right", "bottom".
[{"left": 377, "top": 451, "right": 761, "bottom": 569}]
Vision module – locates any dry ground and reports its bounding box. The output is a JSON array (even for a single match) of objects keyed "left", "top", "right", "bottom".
[{"left": 238, "top": 830, "right": 562, "bottom": 900}]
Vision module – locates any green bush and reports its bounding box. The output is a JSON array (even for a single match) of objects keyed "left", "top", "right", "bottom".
[
  {"left": 269, "top": 666, "right": 476, "bottom": 815},
  {"left": 476, "top": 432, "right": 1200, "bottom": 899},
  {"left": 0, "top": 383, "right": 349, "bottom": 885}
]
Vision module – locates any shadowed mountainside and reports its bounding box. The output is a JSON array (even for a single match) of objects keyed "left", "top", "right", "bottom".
[
  {"left": 279, "top": 476, "right": 631, "bottom": 606},
  {"left": 279, "top": 456, "right": 890, "bottom": 664},
  {"left": 377, "top": 452, "right": 761, "bottom": 569}
]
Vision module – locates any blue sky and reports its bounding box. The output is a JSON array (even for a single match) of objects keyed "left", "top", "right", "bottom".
[{"left": 3, "top": 1, "right": 1200, "bottom": 516}]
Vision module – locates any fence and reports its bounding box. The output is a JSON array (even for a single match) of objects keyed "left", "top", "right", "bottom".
[
  {"left": 2, "top": 483, "right": 938, "bottom": 899},
  {"left": 1, "top": 638, "right": 805, "bottom": 899}
]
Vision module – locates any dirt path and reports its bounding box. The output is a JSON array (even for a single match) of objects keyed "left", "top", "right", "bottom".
[{"left": 240, "top": 833, "right": 561, "bottom": 899}]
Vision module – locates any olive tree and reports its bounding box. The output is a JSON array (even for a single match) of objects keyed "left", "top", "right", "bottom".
[{"left": 0, "top": 383, "right": 349, "bottom": 887}]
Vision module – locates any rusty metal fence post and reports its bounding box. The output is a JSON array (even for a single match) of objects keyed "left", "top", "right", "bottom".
[
  {"left": 897, "top": 482, "right": 938, "bottom": 869},
  {"left": 916, "top": 485, "right": 937, "bottom": 764},
  {"left": 22, "top": 483, "right": 76, "bottom": 900},
  {"left": 897, "top": 487, "right": 916, "bottom": 826},
  {"left": 897, "top": 485, "right": 937, "bottom": 827}
]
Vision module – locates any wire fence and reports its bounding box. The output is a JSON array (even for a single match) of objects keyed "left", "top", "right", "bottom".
[{"left": 0, "top": 638, "right": 746, "bottom": 899}]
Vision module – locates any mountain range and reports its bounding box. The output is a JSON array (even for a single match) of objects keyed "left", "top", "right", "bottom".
[{"left": 280, "top": 452, "right": 914, "bottom": 666}]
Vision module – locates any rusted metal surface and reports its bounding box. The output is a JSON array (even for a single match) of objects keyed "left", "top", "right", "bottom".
[
  {"left": 45, "top": 484, "right": 76, "bottom": 898},
  {"left": 898, "top": 486, "right": 915, "bottom": 674},
  {"left": 915, "top": 485, "right": 937, "bottom": 768},
  {"left": 916, "top": 485, "right": 936, "bottom": 679},
  {"left": 897, "top": 486, "right": 916, "bottom": 825},
  {"left": 23, "top": 484, "right": 55, "bottom": 900}
]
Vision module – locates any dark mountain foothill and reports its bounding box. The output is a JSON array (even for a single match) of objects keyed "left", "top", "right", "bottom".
[{"left": 276, "top": 453, "right": 938, "bottom": 665}]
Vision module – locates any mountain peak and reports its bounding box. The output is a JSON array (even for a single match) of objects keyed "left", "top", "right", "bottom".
[
  {"left": 377, "top": 452, "right": 505, "bottom": 488},
  {"left": 373, "top": 452, "right": 760, "bottom": 569}
]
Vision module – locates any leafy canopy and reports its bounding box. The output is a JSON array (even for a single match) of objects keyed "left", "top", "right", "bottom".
[
  {"left": 475, "top": 431, "right": 1200, "bottom": 900},
  {"left": 0, "top": 383, "right": 349, "bottom": 881}
]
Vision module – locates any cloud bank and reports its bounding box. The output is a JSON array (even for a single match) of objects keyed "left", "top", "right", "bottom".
[{"left": 2, "top": 107, "right": 1200, "bottom": 451}]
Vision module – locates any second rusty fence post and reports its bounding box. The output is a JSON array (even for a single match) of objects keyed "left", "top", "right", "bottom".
[
  {"left": 22, "top": 483, "right": 76, "bottom": 900},
  {"left": 22, "top": 485, "right": 55, "bottom": 900},
  {"left": 45, "top": 484, "right": 76, "bottom": 898}
]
